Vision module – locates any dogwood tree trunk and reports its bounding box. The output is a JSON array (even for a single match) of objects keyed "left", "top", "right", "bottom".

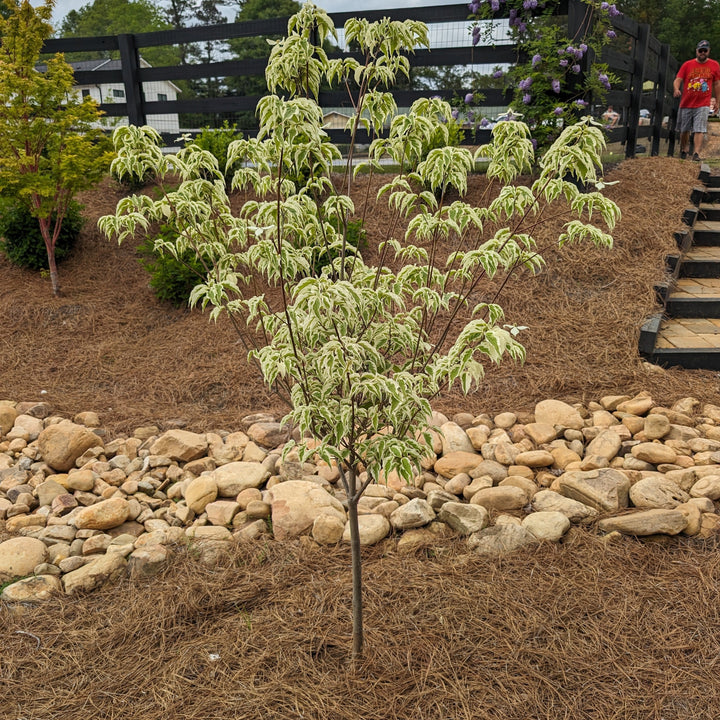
[{"left": 346, "top": 478, "right": 364, "bottom": 660}]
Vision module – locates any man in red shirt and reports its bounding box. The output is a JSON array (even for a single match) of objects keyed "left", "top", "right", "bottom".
[{"left": 673, "top": 40, "right": 720, "bottom": 161}]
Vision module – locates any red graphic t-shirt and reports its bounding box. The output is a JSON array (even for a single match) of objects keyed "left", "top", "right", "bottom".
[{"left": 677, "top": 57, "right": 720, "bottom": 108}]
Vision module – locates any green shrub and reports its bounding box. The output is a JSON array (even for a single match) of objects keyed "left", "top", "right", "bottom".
[
  {"left": 308, "top": 217, "right": 367, "bottom": 276},
  {"left": 190, "top": 121, "right": 244, "bottom": 183},
  {"left": 137, "top": 226, "right": 208, "bottom": 306},
  {"left": 0, "top": 199, "right": 83, "bottom": 270}
]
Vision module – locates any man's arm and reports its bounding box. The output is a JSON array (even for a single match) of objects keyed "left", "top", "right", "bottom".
[
  {"left": 714, "top": 79, "right": 720, "bottom": 111},
  {"left": 673, "top": 75, "right": 683, "bottom": 98},
  {"left": 674, "top": 62, "right": 687, "bottom": 98}
]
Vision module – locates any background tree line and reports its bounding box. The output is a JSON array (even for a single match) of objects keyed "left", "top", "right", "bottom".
[
  {"left": 619, "top": 0, "right": 720, "bottom": 63},
  {"left": 54, "top": 0, "right": 301, "bottom": 129}
]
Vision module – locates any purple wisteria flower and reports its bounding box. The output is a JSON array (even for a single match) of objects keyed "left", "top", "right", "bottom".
[
  {"left": 606, "top": 30, "right": 616, "bottom": 39},
  {"left": 522, "top": 93, "right": 532, "bottom": 104},
  {"left": 518, "top": 77, "right": 533, "bottom": 90},
  {"left": 465, "top": 92, "right": 474, "bottom": 104},
  {"left": 571, "top": 64, "right": 581, "bottom": 73},
  {"left": 480, "top": 117, "right": 490, "bottom": 127},
  {"left": 575, "top": 99, "right": 589, "bottom": 107},
  {"left": 551, "top": 79, "right": 561, "bottom": 93},
  {"left": 493, "top": 69, "right": 504, "bottom": 78},
  {"left": 468, "top": 1, "right": 480, "bottom": 12},
  {"left": 451, "top": 109, "right": 459, "bottom": 119},
  {"left": 532, "top": 53, "right": 542, "bottom": 66},
  {"left": 531, "top": 138, "right": 538, "bottom": 149},
  {"left": 553, "top": 106, "right": 564, "bottom": 115},
  {"left": 598, "top": 73, "right": 611, "bottom": 90},
  {"left": 490, "top": 0, "right": 500, "bottom": 11},
  {"left": 559, "top": 58, "right": 569, "bottom": 67},
  {"left": 579, "top": 43, "right": 587, "bottom": 53},
  {"left": 472, "top": 25, "right": 481, "bottom": 45},
  {"left": 523, "top": 0, "right": 538, "bottom": 8}
]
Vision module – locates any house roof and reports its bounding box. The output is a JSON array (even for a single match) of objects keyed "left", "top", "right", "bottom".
[
  {"left": 69, "top": 58, "right": 122, "bottom": 72},
  {"left": 39, "top": 57, "right": 182, "bottom": 93}
]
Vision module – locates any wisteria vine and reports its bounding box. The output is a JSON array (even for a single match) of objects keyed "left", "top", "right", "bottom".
[{"left": 467, "top": 0, "right": 622, "bottom": 148}]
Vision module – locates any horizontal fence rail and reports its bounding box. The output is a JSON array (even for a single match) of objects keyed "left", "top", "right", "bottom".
[{"left": 42, "top": 1, "right": 681, "bottom": 157}]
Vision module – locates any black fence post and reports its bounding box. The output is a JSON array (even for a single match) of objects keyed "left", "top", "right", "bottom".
[
  {"left": 667, "top": 106, "right": 678, "bottom": 156},
  {"left": 651, "top": 42, "right": 670, "bottom": 156},
  {"left": 118, "top": 33, "right": 146, "bottom": 126},
  {"left": 626, "top": 23, "right": 650, "bottom": 158}
]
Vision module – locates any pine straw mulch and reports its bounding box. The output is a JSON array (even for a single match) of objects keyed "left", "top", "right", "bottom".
[
  {"left": 3, "top": 532, "right": 720, "bottom": 720},
  {"left": 4, "top": 143, "right": 720, "bottom": 720},
  {"left": 0, "top": 151, "right": 718, "bottom": 436}
]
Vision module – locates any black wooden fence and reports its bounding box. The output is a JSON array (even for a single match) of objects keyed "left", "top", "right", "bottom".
[{"left": 42, "top": 1, "right": 680, "bottom": 158}]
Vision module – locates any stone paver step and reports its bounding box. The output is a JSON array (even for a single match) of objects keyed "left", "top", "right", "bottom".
[
  {"left": 656, "top": 317, "right": 720, "bottom": 349},
  {"left": 665, "top": 285, "right": 720, "bottom": 316},
  {"left": 684, "top": 246, "right": 720, "bottom": 261},
  {"left": 669, "top": 277, "right": 720, "bottom": 298},
  {"left": 680, "top": 245, "right": 720, "bottom": 277},
  {"left": 639, "top": 314, "right": 720, "bottom": 369},
  {"left": 693, "top": 220, "right": 720, "bottom": 232}
]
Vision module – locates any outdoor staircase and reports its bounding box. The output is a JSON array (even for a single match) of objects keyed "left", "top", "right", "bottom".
[{"left": 640, "top": 166, "right": 720, "bottom": 369}]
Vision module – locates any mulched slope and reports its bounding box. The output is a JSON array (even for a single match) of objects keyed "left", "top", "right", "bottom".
[
  {"left": 0, "top": 155, "right": 713, "bottom": 435},
  {"left": 3, "top": 533, "right": 720, "bottom": 720},
  {"left": 3, "top": 149, "right": 720, "bottom": 720}
]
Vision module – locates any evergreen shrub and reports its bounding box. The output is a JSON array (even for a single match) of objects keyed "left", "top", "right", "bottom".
[
  {"left": 137, "top": 225, "right": 208, "bottom": 306},
  {"left": 190, "top": 121, "right": 244, "bottom": 182},
  {"left": 0, "top": 199, "right": 83, "bottom": 270}
]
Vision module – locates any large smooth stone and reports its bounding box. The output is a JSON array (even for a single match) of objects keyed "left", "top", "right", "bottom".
[
  {"left": 267, "top": 480, "right": 345, "bottom": 540},
  {"left": 597, "top": 509, "right": 688, "bottom": 536},
  {"left": 0, "top": 537, "right": 48, "bottom": 580},
  {"left": 37, "top": 420, "right": 103, "bottom": 472},
  {"left": 73, "top": 497, "right": 130, "bottom": 530}
]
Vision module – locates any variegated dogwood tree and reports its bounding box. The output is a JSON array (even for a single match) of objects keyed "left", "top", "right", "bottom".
[{"left": 99, "top": 2, "right": 619, "bottom": 660}]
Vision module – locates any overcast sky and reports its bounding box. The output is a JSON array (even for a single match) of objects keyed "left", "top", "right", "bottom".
[{"left": 50, "top": 0, "right": 463, "bottom": 29}]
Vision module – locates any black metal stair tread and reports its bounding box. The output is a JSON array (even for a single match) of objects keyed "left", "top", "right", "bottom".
[
  {"left": 698, "top": 202, "right": 720, "bottom": 219},
  {"left": 665, "top": 298, "right": 720, "bottom": 318},
  {"left": 644, "top": 348, "right": 720, "bottom": 370}
]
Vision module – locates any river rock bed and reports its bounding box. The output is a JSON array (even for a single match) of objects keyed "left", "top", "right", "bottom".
[{"left": 1, "top": 392, "right": 720, "bottom": 603}]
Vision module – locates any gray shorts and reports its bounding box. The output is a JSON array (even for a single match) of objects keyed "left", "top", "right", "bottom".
[{"left": 679, "top": 106, "right": 711, "bottom": 133}]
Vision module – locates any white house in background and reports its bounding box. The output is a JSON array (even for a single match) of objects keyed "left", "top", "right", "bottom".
[
  {"left": 70, "top": 58, "right": 181, "bottom": 133},
  {"left": 322, "top": 110, "right": 352, "bottom": 129}
]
